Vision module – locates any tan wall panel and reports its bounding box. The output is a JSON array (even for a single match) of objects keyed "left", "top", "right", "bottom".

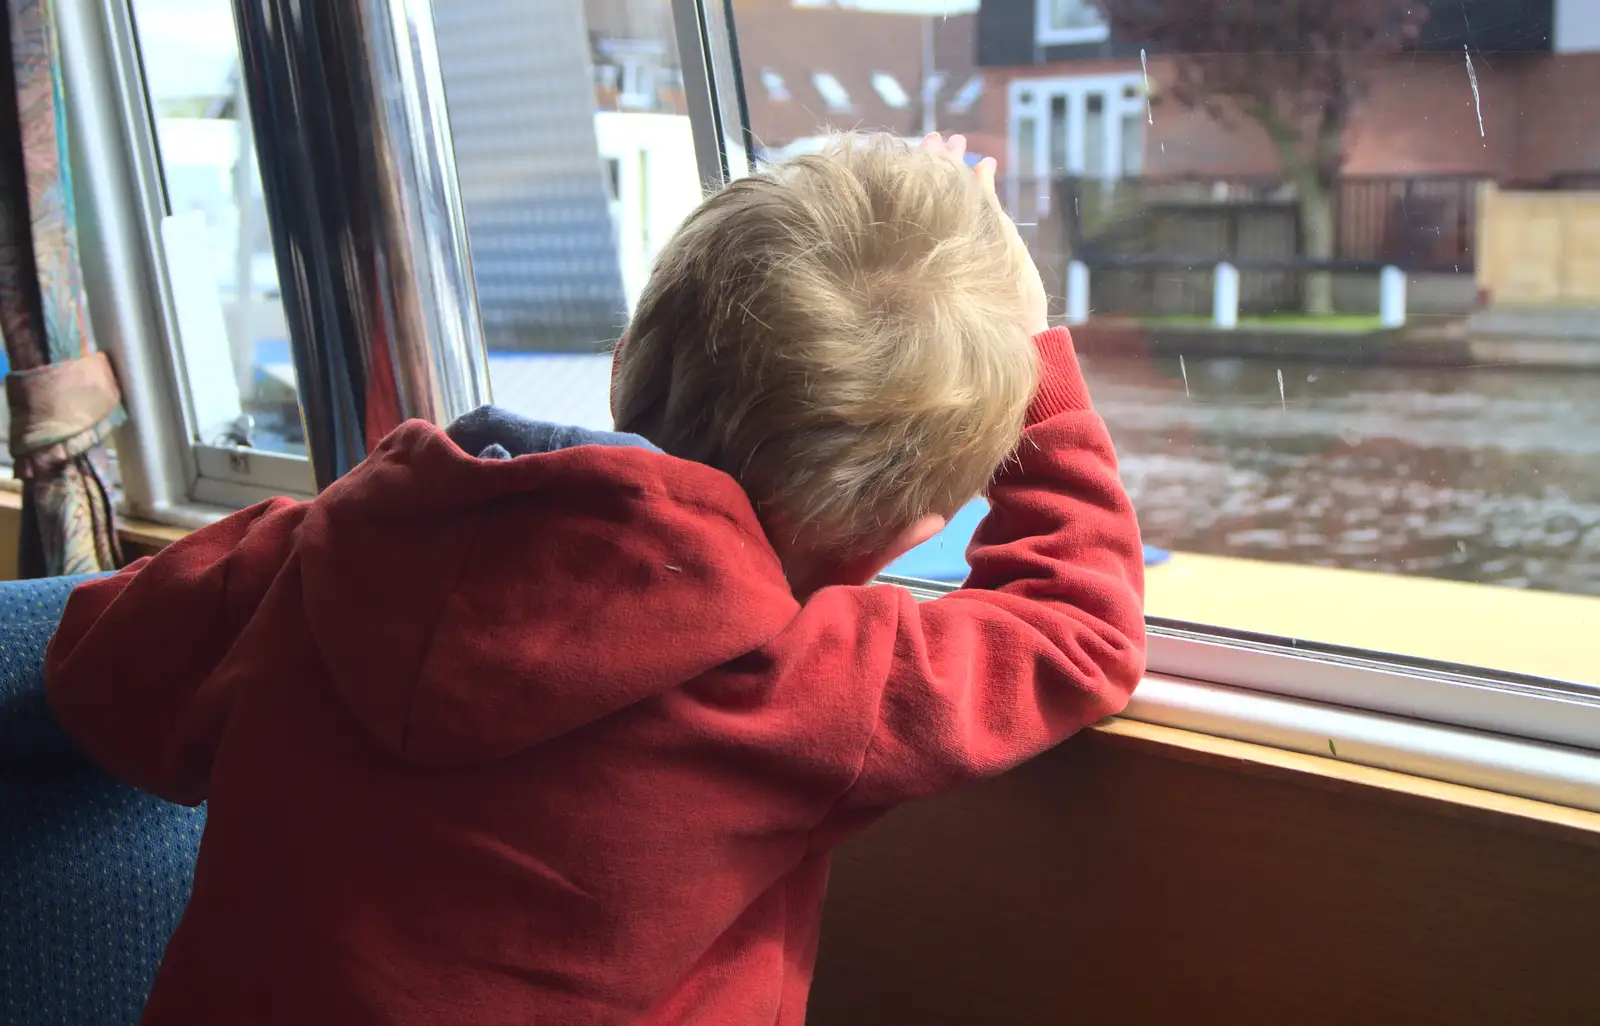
[{"left": 810, "top": 732, "right": 1600, "bottom": 1026}]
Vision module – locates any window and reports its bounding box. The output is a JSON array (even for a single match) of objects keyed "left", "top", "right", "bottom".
[
  {"left": 812, "top": 72, "right": 854, "bottom": 113},
  {"left": 86, "top": 0, "right": 706, "bottom": 511},
  {"left": 119, "top": 0, "right": 315, "bottom": 507},
  {"left": 948, "top": 74, "right": 984, "bottom": 115},
  {"left": 871, "top": 72, "right": 911, "bottom": 109},
  {"left": 712, "top": 0, "right": 1600, "bottom": 782},
  {"left": 1011, "top": 75, "right": 1145, "bottom": 181},
  {"left": 73, "top": 0, "right": 1600, "bottom": 801},
  {"left": 598, "top": 39, "right": 670, "bottom": 110},
  {"left": 1035, "top": 0, "right": 1111, "bottom": 47},
  {"left": 761, "top": 69, "right": 791, "bottom": 101}
]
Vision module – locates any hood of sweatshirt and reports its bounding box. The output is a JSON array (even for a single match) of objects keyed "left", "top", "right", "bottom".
[{"left": 295, "top": 408, "right": 800, "bottom": 767}]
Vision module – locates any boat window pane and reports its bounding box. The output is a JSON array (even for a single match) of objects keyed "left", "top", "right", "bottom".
[{"left": 713, "top": 0, "right": 1599, "bottom": 688}]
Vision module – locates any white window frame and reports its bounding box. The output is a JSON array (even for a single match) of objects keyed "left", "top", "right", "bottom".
[{"left": 1034, "top": 0, "right": 1112, "bottom": 47}]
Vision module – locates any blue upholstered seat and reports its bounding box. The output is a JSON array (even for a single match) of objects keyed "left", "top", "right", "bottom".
[{"left": 0, "top": 574, "right": 205, "bottom": 1026}]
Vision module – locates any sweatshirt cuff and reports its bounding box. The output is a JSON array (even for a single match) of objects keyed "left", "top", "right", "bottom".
[{"left": 1027, "top": 326, "right": 1092, "bottom": 423}]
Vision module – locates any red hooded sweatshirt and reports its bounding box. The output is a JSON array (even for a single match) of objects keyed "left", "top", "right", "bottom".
[{"left": 45, "top": 327, "right": 1144, "bottom": 1025}]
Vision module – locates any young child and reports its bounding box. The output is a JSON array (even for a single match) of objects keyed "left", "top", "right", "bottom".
[{"left": 45, "top": 133, "right": 1144, "bottom": 1024}]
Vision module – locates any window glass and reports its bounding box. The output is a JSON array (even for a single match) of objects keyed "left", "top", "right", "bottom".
[
  {"left": 722, "top": 0, "right": 1600, "bottom": 688},
  {"left": 127, "top": 0, "right": 303, "bottom": 456},
  {"left": 430, "top": 0, "right": 698, "bottom": 434},
  {"left": 1041, "top": 0, "right": 1110, "bottom": 43}
]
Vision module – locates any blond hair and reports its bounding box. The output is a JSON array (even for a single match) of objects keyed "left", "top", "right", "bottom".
[{"left": 612, "top": 133, "right": 1039, "bottom": 557}]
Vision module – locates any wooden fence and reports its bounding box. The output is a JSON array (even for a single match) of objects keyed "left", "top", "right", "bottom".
[{"left": 1003, "top": 173, "right": 1484, "bottom": 317}]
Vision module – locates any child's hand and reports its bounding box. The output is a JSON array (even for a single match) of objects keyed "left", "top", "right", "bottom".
[{"left": 920, "top": 133, "right": 1051, "bottom": 337}]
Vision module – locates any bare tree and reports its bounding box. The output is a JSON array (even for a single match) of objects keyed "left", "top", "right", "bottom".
[{"left": 1102, "top": 0, "right": 1428, "bottom": 314}]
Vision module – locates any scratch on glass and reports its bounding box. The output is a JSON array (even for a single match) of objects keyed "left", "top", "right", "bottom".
[
  {"left": 1277, "top": 368, "right": 1286, "bottom": 411},
  {"left": 1179, "top": 354, "right": 1190, "bottom": 397},
  {"left": 1464, "top": 45, "right": 1485, "bottom": 139},
  {"left": 1140, "top": 49, "right": 1153, "bottom": 124}
]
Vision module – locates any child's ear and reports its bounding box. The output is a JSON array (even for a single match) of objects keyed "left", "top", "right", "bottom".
[
  {"left": 884, "top": 514, "right": 948, "bottom": 569},
  {"left": 842, "top": 514, "right": 949, "bottom": 587}
]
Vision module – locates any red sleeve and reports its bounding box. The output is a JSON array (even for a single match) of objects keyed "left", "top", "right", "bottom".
[
  {"left": 44, "top": 497, "right": 306, "bottom": 805},
  {"left": 837, "top": 327, "right": 1146, "bottom": 810}
]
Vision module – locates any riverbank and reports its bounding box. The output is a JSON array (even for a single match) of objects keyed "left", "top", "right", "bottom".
[{"left": 1070, "top": 315, "right": 1600, "bottom": 370}]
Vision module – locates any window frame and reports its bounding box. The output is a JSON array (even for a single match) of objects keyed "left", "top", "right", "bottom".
[
  {"left": 670, "top": 0, "right": 754, "bottom": 189},
  {"left": 1033, "top": 0, "right": 1113, "bottom": 48},
  {"left": 66, "top": 0, "right": 315, "bottom": 526}
]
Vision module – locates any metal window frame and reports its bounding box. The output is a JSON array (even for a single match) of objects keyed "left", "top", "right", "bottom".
[
  {"left": 62, "top": 0, "right": 315, "bottom": 528},
  {"left": 670, "top": 0, "right": 754, "bottom": 188}
]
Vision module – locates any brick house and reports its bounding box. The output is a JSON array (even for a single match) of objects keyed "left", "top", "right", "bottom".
[
  {"left": 960, "top": 0, "right": 1600, "bottom": 312},
  {"left": 728, "top": 1, "right": 989, "bottom": 158},
  {"left": 583, "top": 0, "right": 993, "bottom": 159},
  {"left": 973, "top": 0, "right": 1600, "bottom": 185}
]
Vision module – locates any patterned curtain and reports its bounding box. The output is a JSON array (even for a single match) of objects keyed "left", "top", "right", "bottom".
[{"left": 0, "top": 0, "right": 123, "bottom": 578}]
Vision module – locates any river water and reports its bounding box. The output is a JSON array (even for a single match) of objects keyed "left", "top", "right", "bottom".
[
  {"left": 257, "top": 349, "right": 1600, "bottom": 598},
  {"left": 1083, "top": 355, "right": 1600, "bottom": 597}
]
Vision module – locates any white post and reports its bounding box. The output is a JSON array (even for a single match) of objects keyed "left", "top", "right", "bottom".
[
  {"left": 1213, "top": 262, "right": 1240, "bottom": 329},
  {"left": 1066, "top": 260, "right": 1090, "bottom": 325},
  {"left": 1380, "top": 265, "right": 1407, "bottom": 329}
]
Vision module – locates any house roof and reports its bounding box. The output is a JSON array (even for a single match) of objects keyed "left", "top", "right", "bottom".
[{"left": 729, "top": 3, "right": 985, "bottom": 153}]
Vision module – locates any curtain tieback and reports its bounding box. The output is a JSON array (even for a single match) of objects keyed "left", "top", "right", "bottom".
[{"left": 6, "top": 350, "right": 123, "bottom": 478}]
